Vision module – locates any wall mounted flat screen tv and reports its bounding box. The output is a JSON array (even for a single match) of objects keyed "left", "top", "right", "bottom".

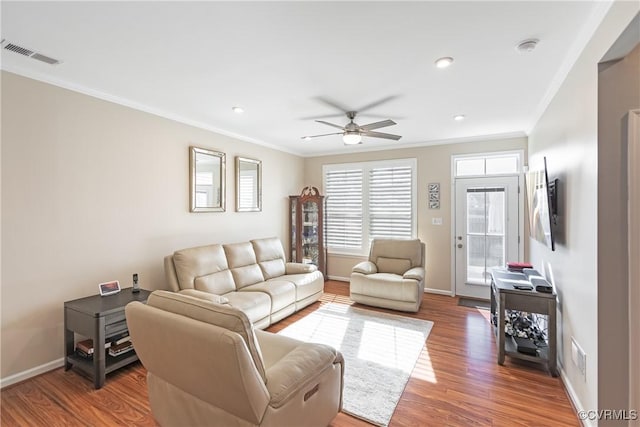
[{"left": 525, "top": 157, "right": 557, "bottom": 251}]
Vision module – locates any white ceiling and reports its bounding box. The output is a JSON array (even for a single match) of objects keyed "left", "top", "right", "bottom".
[{"left": 1, "top": 1, "right": 607, "bottom": 157}]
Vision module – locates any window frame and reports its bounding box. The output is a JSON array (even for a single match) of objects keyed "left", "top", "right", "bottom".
[{"left": 323, "top": 158, "right": 417, "bottom": 256}]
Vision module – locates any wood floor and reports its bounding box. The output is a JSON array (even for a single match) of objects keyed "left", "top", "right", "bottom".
[{"left": 1, "top": 281, "right": 579, "bottom": 426}]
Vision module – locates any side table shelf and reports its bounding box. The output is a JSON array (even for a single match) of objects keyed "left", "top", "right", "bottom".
[
  {"left": 64, "top": 288, "right": 150, "bottom": 389},
  {"left": 490, "top": 269, "right": 557, "bottom": 377}
]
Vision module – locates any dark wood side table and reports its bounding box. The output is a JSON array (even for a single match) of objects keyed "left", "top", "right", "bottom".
[
  {"left": 64, "top": 288, "right": 151, "bottom": 388},
  {"left": 490, "top": 269, "right": 557, "bottom": 376}
]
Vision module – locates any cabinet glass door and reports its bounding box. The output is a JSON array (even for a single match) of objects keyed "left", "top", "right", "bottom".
[
  {"left": 291, "top": 201, "right": 297, "bottom": 262},
  {"left": 302, "top": 201, "right": 319, "bottom": 265}
]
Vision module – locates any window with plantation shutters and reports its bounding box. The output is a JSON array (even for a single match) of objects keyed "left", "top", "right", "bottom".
[
  {"left": 324, "top": 168, "right": 363, "bottom": 250},
  {"left": 369, "top": 165, "right": 413, "bottom": 239},
  {"left": 323, "top": 159, "right": 416, "bottom": 255}
]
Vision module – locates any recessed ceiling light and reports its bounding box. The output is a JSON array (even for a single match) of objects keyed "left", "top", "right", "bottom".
[
  {"left": 453, "top": 115, "right": 465, "bottom": 121},
  {"left": 435, "top": 57, "right": 454, "bottom": 68},
  {"left": 516, "top": 39, "right": 539, "bottom": 53},
  {"left": 232, "top": 106, "right": 244, "bottom": 114}
]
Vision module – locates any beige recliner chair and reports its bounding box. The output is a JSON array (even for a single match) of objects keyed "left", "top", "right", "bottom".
[
  {"left": 126, "top": 291, "right": 343, "bottom": 427},
  {"left": 350, "top": 239, "right": 425, "bottom": 312}
]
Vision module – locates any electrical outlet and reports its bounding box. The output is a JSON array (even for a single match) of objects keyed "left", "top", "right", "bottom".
[
  {"left": 432, "top": 218, "right": 443, "bottom": 225},
  {"left": 571, "top": 337, "right": 586, "bottom": 378}
]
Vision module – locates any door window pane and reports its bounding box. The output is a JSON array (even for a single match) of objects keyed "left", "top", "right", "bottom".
[
  {"left": 486, "top": 235, "right": 505, "bottom": 270},
  {"left": 466, "top": 192, "right": 486, "bottom": 234},
  {"left": 486, "top": 191, "right": 505, "bottom": 234},
  {"left": 466, "top": 187, "right": 506, "bottom": 285},
  {"left": 467, "top": 235, "right": 486, "bottom": 284}
]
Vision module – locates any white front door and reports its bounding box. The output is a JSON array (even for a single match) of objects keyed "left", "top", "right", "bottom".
[{"left": 454, "top": 176, "right": 520, "bottom": 299}]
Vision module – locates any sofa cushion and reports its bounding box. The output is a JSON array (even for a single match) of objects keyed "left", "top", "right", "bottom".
[
  {"left": 370, "top": 239, "right": 423, "bottom": 268},
  {"left": 146, "top": 290, "right": 267, "bottom": 382},
  {"left": 350, "top": 273, "right": 421, "bottom": 303},
  {"left": 273, "top": 270, "right": 324, "bottom": 301},
  {"left": 222, "top": 291, "right": 271, "bottom": 326},
  {"left": 224, "top": 242, "right": 258, "bottom": 268},
  {"left": 240, "top": 281, "right": 296, "bottom": 313},
  {"left": 251, "top": 238, "right": 287, "bottom": 279},
  {"left": 194, "top": 270, "right": 236, "bottom": 295},
  {"left": 231, "top": 264, "right": 266, "bottom": 289},
  {"left": 376, "top": 257, "right": 411, "bottom": 275},
  {"left": 178, "top": 288, "right": 229, "bottom": 304},
  {"left": 172, "top": 244, "right": 230, "bottom": 290},
  {"left": 224, "top": 242, "right": 265, "bottom": 288}
]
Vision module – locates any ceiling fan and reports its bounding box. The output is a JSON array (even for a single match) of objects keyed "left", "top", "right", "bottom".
[{"left": 302, "top": 111, "right": 401, "bottom": 145}]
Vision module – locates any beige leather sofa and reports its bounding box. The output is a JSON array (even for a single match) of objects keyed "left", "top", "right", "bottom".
[
  {"left": 164, "top": 237, "right": 324, "bottom": 329},
  {"left": 126, "top": 291, "right": 344, "bottom": 427},
  {"left": 350, "top": 239, "right": 425, "bottom": 312}
]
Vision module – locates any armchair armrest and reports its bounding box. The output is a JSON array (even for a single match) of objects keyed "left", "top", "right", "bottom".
[
  {"left": 178, "top": 289, "right": 229, "bottom": 304},
  {"left": 264, "top": 342, "right": 342, "bottom": 408},
  {"left": 352, "top": 261, "right": 377, "bottom": 275},
  {"left": 285, "top": 262, "right": 317, "bottom": 274},
  {"left": 403, "top": 267, "right": 425, "bottom": 281}
]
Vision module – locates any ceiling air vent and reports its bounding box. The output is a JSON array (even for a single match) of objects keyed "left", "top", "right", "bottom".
[{"left": 2, "top": 40, "right": 62, "bottom": 65}]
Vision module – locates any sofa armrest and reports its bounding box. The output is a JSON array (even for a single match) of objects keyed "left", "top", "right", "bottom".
[
  {"left": 264, "top": 342, "right": 342, "bottom": 408},
  {"left": 352, "top": 261, "right": 377, "bottom": 275},
  {"left": 178, "top": 289, "right": 229, "bottom": 304},
  {"left": 285, "top": 262, "right": 317, "bottom": 274},
  {"left": 403, "top": 267, "right": 425, "bottom": 281}
]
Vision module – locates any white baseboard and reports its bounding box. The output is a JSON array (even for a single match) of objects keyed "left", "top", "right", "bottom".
[
  {"left": 1, "top": 357, "right": 64, "bottom": 389},
  {"left": 328, "top": 275, "right": 350, "bottom": 282},
  {"left": 425, "top": 287, "right": 453, "bottom": 296},
  {"left": 559, "top": 364, "right": 591, "bottom": 427}
]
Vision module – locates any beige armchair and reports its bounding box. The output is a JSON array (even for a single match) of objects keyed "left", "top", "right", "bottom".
[
  {"left": 350, "top": 239, "right": 425, "bottom": 312},
  {"left": 126, "top": 291, "right": 343, "bottom": 427}
]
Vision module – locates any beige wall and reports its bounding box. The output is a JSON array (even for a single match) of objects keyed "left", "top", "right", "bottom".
[
  {"left": 0, "top": 71, "right": 304, "bottom": 380},
  {"left": 303, "top": 137, "right": 527, "bottom": 292},
  {"left": 528, "top": 2, "right": 639, "bottom": 420}
]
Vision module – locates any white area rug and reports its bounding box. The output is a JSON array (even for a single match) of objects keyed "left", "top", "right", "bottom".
[{"left": 278, "top": 303, "right": 433, "bottom": 426}]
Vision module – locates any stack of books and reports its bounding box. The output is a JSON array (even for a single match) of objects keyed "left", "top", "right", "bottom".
[
  {"left": 75, "top": 339, "right": 95, "bottom": 359},
  {"left": 74, "top": 333, "right": 133, "bottom": 359},
  {"left": 109, "top": 340, "right": 134, "bottom": 357},
  {"left": 507, "top": 262, "right": 533, "bottom": 272}
]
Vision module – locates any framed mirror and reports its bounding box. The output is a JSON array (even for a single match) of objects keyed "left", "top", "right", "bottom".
[
  {"left": 235, "top": 157, "right": 262, "bottom": 212},
  {"left": 190, "top": 146, "right": 225, "bottom": 212}
]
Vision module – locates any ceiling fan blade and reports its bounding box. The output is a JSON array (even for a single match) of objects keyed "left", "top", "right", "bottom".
[
  {"left": 359, "top": 119, "right": 396, "bottom": 131},
  {"left": 357, "top": 95, "right": 399, "bottom": 113},
  {"left": 314, "top": 96, "right": 350, "bottom": 113},
  {"left": 362, "top": 130, "right": 402, "bottom": 141},
  {"left": 301, "top": 132, "right": 343, "bottom": 140},
  {"left": 315, "top": 120, "right": 345, "bottom": 130}
]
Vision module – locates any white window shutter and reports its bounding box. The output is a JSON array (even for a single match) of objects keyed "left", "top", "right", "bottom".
[
  {"left": 325, "top": 168, "right": 363, "bottom": 250},
  {"left": 369, "top": 165, "right": 413, "bottom": 239}
]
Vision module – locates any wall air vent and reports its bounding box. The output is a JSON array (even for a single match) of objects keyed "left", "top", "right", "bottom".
[
  {"left": 2, "top": 40, "right": 62, "bottom": 65},
  {"left": 4, "top": 43, "right": 34, "bottom": 57}
]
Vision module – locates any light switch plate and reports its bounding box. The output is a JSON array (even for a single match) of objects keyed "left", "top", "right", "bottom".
[{"left": 432, "top": 218, "right": 443, "bottom": 225}]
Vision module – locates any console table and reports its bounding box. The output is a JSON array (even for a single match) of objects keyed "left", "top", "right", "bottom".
[
  {"left": 64, "top": 288, "right": 151, "bottom": 388},
  {"left": 490, "top": 269, "right": 557, "bottom": 376}
]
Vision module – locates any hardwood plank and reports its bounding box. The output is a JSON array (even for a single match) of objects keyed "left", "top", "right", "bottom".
[{"left": 0, "top": 281, "right": 579, "bottom": 426}]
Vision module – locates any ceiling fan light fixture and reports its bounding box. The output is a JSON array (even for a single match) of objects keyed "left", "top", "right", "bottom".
[
  {"left": 343, "top": 132, "right": 362, "bottom": 145},
  {"left": 435, "top": 57, "right": 454, "bottom": 68}
]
